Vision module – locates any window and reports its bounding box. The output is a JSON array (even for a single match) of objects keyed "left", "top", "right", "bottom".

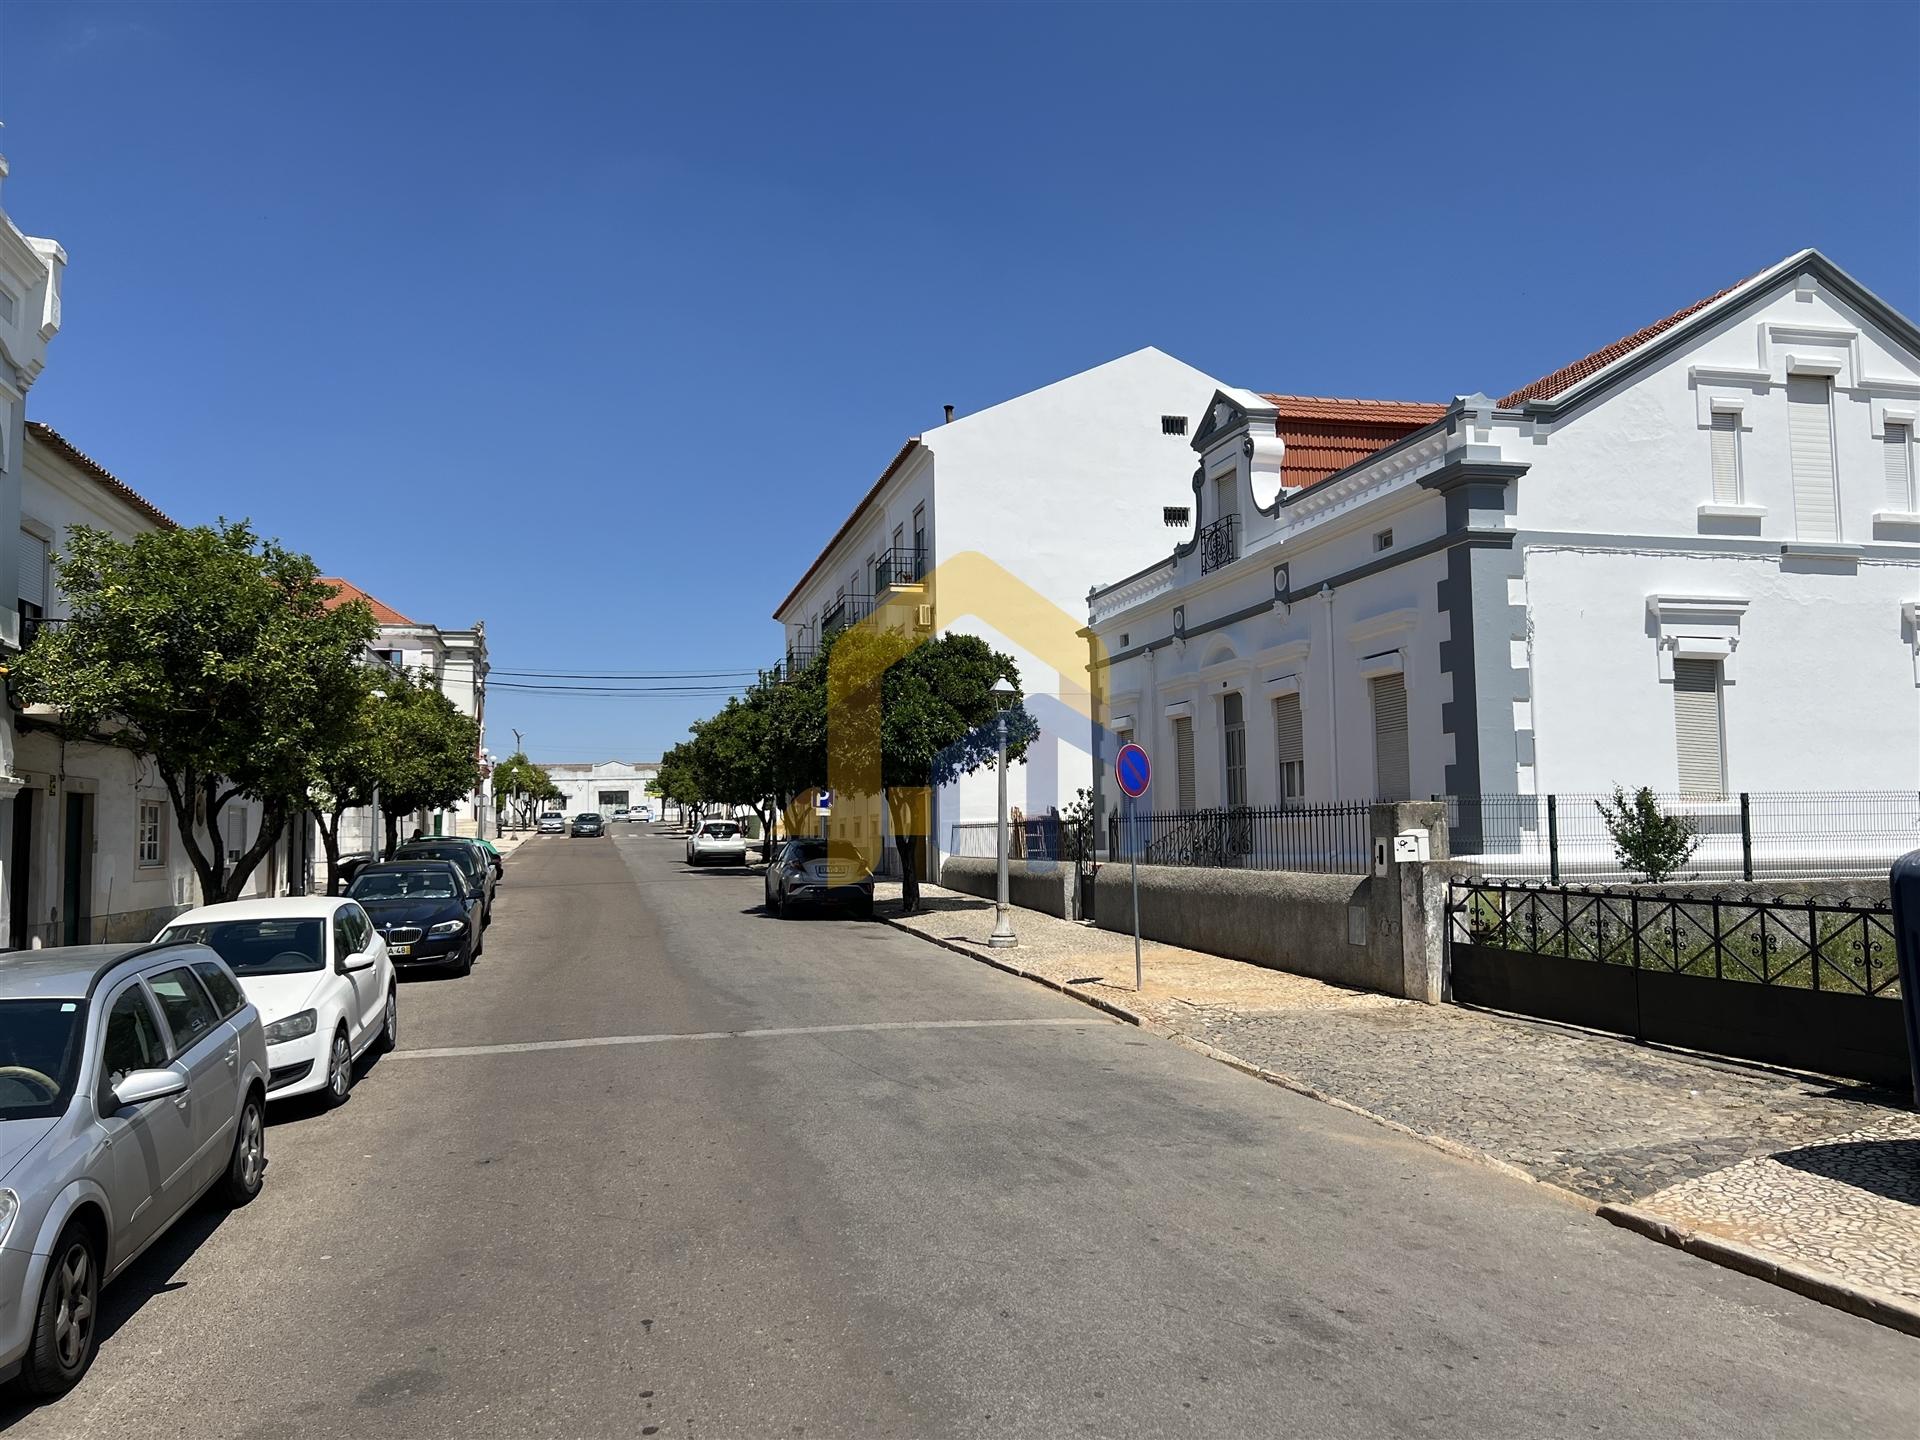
[
  {"left": 1370, "top": 673, "right": 1410, "bottom": 800},
  {"left": 147, "top": 967, "right": 219, "bottom": 1051},
  {"left": 346, "top": 904, "right": 373, "bottom": 953},
  {"left": 1373, "top": 528, "right": 1394, "bottom": 552},
  {"left": 1171, "top": 716, "right": 1196, "bottom": 811},
  {"left": 1221, "top": 693, "right": 1247, "bottom": 808},
  {"left": 913, "top": 504, "right": 926, "bottom": 556},
  {"left": 1787, "top": 373, "right": 1839, "bottom": 540},
  {"left": 1885, "top": 421, "right": 1915, "bottom": 511},
  {"left": 1673, "top": 657, "right": 1726, "bottom": 798},
  {"left": 333, "top": 909, "right": 357, "bottom": 964},
  {"left": 1213, "top": 471, "right": 1236, "bottom": 523},
  {"left": 1161, "top": 415, "right": 1188, "bottom": 436},
  {"left": 1273, "top": 693, "right": 1305, "bottom": 804},
  {"left": 102, "top": 986, "right": 167, "bottom": 1089},
  {"left": 1710, "top": 411, "right": 1743, "bottom": 504},
  {"left": 137, "top": 799, "right": 164, "bottom": 868},
  {"left": 191, "top": 962, "right": 245, "bottom": 1020},
  {"left": 225, "top": 807, "right": 247, "bottom": 864},
  {"left": 17, "top": 528, "right": 48, "bottom": 644}
]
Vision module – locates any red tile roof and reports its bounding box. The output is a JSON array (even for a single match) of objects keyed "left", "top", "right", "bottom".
[
  {"left": 1256, "top": 395, "right": 1448, "bottom": 490},
  {"left": 1497, "top": 275, "right": 1754, "bottom": 408},
  {"left": 318, "top": 577, "right": 418, "bottom": 627},
  {"left": 24, "top": 422, "right": 179, "bottom": 530}
]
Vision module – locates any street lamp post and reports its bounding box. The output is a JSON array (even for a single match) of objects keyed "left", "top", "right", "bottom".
[{"left": 988, "top": 676, "right": 1018, "bottom": 949}]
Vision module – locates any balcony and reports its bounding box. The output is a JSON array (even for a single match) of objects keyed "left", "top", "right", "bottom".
[
  {"left": 821, "top": 594, "right": 874, "bottom": 637},
  {"left": 768, "top": 647, "right": 818, "bottom": 683},
  {"left": 1197, "top": 513, "right": 1238, "bottom": 574},
  {"left": 873, "top": 546, "right": 927, "bottom": 592}
]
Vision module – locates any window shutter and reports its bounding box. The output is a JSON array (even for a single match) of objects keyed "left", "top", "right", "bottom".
[
  {"left": 1273, "top": 694, "right": 1305, "bottom": 803},
  {"left": 1710, "top": 412, "right": 1741, "bottom": 504},
  {"left": 16, "top": 531, "right": 47, "bottom": 609},
  {"left": 1885, "top": 421, "right": 1914, "bottom": 511},
  {"left": 1370, "top": 673, "right": 1410, "bottom": 800},
  {"left": 1787, "top": 374, "right": 1838, "bottom": 540},
  {"left": 1221, "top": 693, "right": 1247, "bottom": 808},
  {"left": 1171, "top": 716, "right": 1196, "bottom": 811},
  {"left": 1673, "top": 658, "right": 1725, "bottom": 798}
]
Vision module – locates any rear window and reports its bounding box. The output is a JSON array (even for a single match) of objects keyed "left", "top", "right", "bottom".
[{"left": 702, "top": 823, "right": 740, "bottom": 838}]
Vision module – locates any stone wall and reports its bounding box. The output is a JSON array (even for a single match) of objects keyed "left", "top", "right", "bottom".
[{"left": 939, "top": 856, "right": 1077, "bottom": 919}]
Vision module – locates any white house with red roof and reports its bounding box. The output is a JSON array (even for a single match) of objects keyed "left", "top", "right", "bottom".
[{"left": 1087, "top": 250, "right": 1920, "bottom": 873}]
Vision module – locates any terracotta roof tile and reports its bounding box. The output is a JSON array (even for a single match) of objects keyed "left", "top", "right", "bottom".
[
  {"left": 24, "top": 422, "right": 179, "bottom": 530},
  {"left": 1255, "top": 394, "right": 1448, "bottom": 491},
  {"left": 1497, "top": 272, "right": 1760, "bottom": 408},
  {"left": 318, "top": 577, "right": 418, "bottom": 627}
]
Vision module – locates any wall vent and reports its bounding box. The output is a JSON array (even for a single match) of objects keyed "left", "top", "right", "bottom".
[
  {"left": 1161, "top": 415, "right": 1188, "bottom": 436},
  {"left": 1163, "top": 506, "right": 1190, "bottom": 527}
]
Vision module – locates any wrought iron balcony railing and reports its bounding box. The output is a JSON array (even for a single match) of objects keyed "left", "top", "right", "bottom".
[
  {"left": 1197, "top": 513, "right": 1238, "bottom": 574},
  {"left": 821, "top": 595, "right": 874, "bottom": 637},
  {"left": 873, "top": 546, "right": 927, "bottom": 591}
]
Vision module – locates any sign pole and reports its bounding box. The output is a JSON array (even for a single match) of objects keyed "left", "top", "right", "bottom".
[{"left": 1129, "top": 792, "right": 1141, "bottom": 992}]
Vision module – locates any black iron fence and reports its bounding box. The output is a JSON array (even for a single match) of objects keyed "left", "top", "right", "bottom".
[
  {"left": 874, "top": 546, "right": 927, "bottom": 591},
  {"left": 1197, "top": 513, "right": 1238, "bottom": 574},
  {"left": 821, "top": 595, "right": 874, "bottom": 637},
  {"left": 1443, "top": 790, "right": 1919, "bottom": 883},
  {"left": 1447, "top": 878, "right": 1907, "bottom": 1085},
  {"left": 1101, "top": 802, "right": 1372, "bottom": 874}
]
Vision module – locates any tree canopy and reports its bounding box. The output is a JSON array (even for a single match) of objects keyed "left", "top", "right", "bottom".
[{"left": 15, "top": 520, "right": 375, "bottom": 902}]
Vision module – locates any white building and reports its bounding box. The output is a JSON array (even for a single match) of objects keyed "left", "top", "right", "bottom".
[
  {"left": 540, "top": 760, "right": 658, "bottom": 818},
  {"left": 318, "top": 578, "right": 491, "bottom": 841},
  {"left": 770, "top": 348, "right": 1225, "bottom": 872},
  {"left": 1088, "top": 250, "right": 1920, "bottom": 868}
]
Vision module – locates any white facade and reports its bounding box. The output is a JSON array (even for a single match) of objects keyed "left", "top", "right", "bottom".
[
  {"left": 1089, "top": 251, "right": 1920, "bottom": 863},
  {"left": 771, "top": 348, "right": 1226, "bottom": 867},
  {"left": 540, "top": 760, "right": 659, "bottom": 818}
]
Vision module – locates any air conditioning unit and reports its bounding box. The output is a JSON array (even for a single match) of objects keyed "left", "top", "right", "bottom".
[{"left": 915, "top": 604, "right": 934, "bottom": 630}]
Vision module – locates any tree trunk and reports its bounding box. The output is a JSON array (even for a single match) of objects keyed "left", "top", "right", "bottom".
[
  {"left": 319, "top": 809, "right": 346, "bottom": 895},
  {"left": 895, "top": 835, "right": 921, "bottom": 914}
]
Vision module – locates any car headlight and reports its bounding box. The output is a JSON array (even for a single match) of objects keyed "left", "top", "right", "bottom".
[
  {"left": 428, "top": 919, "right": 467, "bottom": 937},
  {"left": 263, "top": 1009, "right": 318, "bottom": 1045},
  {"left": 0, "top": 1189, "right": 18, "bottom": 1248}
]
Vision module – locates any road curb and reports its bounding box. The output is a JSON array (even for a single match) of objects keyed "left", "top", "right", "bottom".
[
  {"left": 1595, "top": 1203, "right": 1920, "bottom": 1338},
  {"left": 882, "top": 909, "right": 1920, "bottom": 1337}
]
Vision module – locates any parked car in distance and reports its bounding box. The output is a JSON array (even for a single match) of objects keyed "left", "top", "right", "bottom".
[
  {"left": 612, "top": 807, "right": 629, "bottom": 821},
  {"left": 686, "top": 819, "right": 748, "bottom": 866},
  {"left": 392, "top": 840, "right": 494, "bottom": 922},
  {"left": 537, "top": 812, "right": 566, "bottom": 835},
  {"left": 572, "top": 813, "right": 604, "bottom": 837},
  {"left": 347, "top": 862, "right": 483, "bottom": 977},
  {"left": 157, "top": 896, "right": 397, "bottom": 1107},
  {"left": 764, "top": 838, "right": 876, "bottom": 918},
  {"left": 636, "top": 807, "right": 653, "bottom": 822},
  {"left": 475, "top": 837, "right": 505, "bottom": 881},
  {"left": 0, "top": 941, "right": 268, "bottom": 1397}
]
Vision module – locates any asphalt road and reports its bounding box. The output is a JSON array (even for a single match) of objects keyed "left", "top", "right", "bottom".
[{"left": 8, "top": 827, "right": 1915, "bottom": 1438}]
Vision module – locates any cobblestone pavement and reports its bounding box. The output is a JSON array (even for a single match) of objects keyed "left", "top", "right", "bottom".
[{"left": 879, "top": 880, "right": 1920, "bottom": 1306}]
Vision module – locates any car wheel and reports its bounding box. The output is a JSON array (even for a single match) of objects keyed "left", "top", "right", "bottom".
[
  {"left": 222, "top": 1090, "right": 267, "bottom": 1206},
  {"left": 378, "top": 986, "right": 399, "bottom": 1053},
  {"left": 323, "top": 1026, "right": 353, "bottom": 1107},
  {"left": 454, "top": 939, "right": 474, "bottom": 977},
  {"left": 857, "top": 893, "right": 875, "bottom": 920},
  {"left": 21, "top": 1223, "right": 100, "bottom": 1398}
]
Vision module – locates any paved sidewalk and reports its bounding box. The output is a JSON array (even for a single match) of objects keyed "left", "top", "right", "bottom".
[{"left": 876, "top": 881, "right": 1920, "bottom": 1310}]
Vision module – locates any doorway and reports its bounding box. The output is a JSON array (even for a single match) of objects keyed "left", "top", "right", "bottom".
[
  {"left": 8, "top": 790, "right": 33, "bottom": 948},
  {"left": 62, "top": 792, "right": 93, "bottom": 946}
]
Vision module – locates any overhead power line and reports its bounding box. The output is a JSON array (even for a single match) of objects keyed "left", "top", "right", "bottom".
[{"left": 491, "top": 667, "right": 762, "bottom": 680}]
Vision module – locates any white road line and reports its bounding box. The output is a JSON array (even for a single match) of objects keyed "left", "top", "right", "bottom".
[{"left": 390, "top": 1016, "right": 1104, "bottom": 1061}]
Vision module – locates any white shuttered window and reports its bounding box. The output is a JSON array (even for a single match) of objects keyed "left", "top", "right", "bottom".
[
  {"left": 1370, "top": 674, "right": 1410, "bottom": 801},
  {"left": 1885, "top": 421, "right": 1914, "bottom": 511},
  {"left": 1171, "top": 716, "right": 1196, "bottom": 811},
  {"left": 1787, "top": 373, "right": 1839, "bottom": 540},
  {"left": 1221, "top": 693, "right": 1247, "bottom": 808},
  {"left": 1673, "top": 658, "right": 1726, "bottom": 798},
  {"left": 17, "top": 530, "right": 48, "bottom": 610},
  {"left": 1710, "top": 412, "right": 1742, "bottom": 504},
  {"left": 1273, "top": 694, "right": 1305, "bottom": 804}
]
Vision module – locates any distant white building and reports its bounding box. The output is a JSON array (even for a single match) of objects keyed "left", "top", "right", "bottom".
[
  {"left": 540, "top": 760, "right": 659, "bottom": 818},
  {"left": 770, "top": 348, "right": 1226, "bottom": 873},
  {"left": 1088, "top": 250, "right": 1920, "bottom": 870}
]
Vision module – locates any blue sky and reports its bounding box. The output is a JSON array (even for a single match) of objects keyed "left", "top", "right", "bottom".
[{"left": 1, "top": 1, "right": 1915, "bottom": 761}]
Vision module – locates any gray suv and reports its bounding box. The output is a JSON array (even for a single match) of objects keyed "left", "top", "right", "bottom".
[{"left": 0, "top": 942, "right": 270, "bottom": 1398}]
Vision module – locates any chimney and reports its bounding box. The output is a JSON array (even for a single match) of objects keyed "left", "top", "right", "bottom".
[{"left": 943, "top": 405, "right": 955, "bottom": 425}]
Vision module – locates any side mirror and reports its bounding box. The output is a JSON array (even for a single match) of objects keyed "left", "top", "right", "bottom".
[
  {"left": 113, "top": 1067, "right": 187, "bottom": 1107},
  {"left": 342, "top": 949, "right": 376, "bottom": 973}
]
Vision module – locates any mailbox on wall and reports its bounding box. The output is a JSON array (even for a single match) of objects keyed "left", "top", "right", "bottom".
[{"left": 1890, "top": 850, "right": 1920, "bottom": 1108}]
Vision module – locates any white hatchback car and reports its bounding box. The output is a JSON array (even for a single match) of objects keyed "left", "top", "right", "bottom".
[
  {"left": 157, "top": 897, "right": 396, "bottom": 1107},
  {"left": 685, "top": 819, "right": 749, "bottom": 866}
]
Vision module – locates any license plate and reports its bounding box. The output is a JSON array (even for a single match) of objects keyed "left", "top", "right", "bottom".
[{"left": 390, "top": 944, "right": 412, "bottom": 956}]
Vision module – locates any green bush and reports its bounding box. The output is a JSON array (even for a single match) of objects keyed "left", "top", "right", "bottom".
[{"left": 1595, "top": 785, "right": 1700, "bottom": 883}]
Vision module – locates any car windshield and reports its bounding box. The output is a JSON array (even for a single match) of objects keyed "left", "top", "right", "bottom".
[
  {"left": 162, "top": 918, "right": 326, "bottom": 975},
  {"left": 351, "top": 870, "right": 459, "bottom": 901},
  {"left": 0, "top": 999, "right": 87, "bottom": 1119},
  {"left": 579, "top": 814, "right": 601, "bottom": 822},
  {"left": 397, "top": 845, "right": 478, "bottom": 874},
  {"left": 788, "top": 841, "right": 827, "bottom": 861}
]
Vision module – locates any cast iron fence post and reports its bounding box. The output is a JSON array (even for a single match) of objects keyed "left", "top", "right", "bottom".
[
  {"left": 1740, "top": 792, "right": 1754, "bottom": 882},
  {"left": 1546, "top": 793, "right": 1561, "bottom": 884}
]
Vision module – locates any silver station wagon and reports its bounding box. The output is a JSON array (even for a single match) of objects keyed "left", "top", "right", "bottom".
[{"left": 0, "top": 942, "right": 270, "bottom": 1398}]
